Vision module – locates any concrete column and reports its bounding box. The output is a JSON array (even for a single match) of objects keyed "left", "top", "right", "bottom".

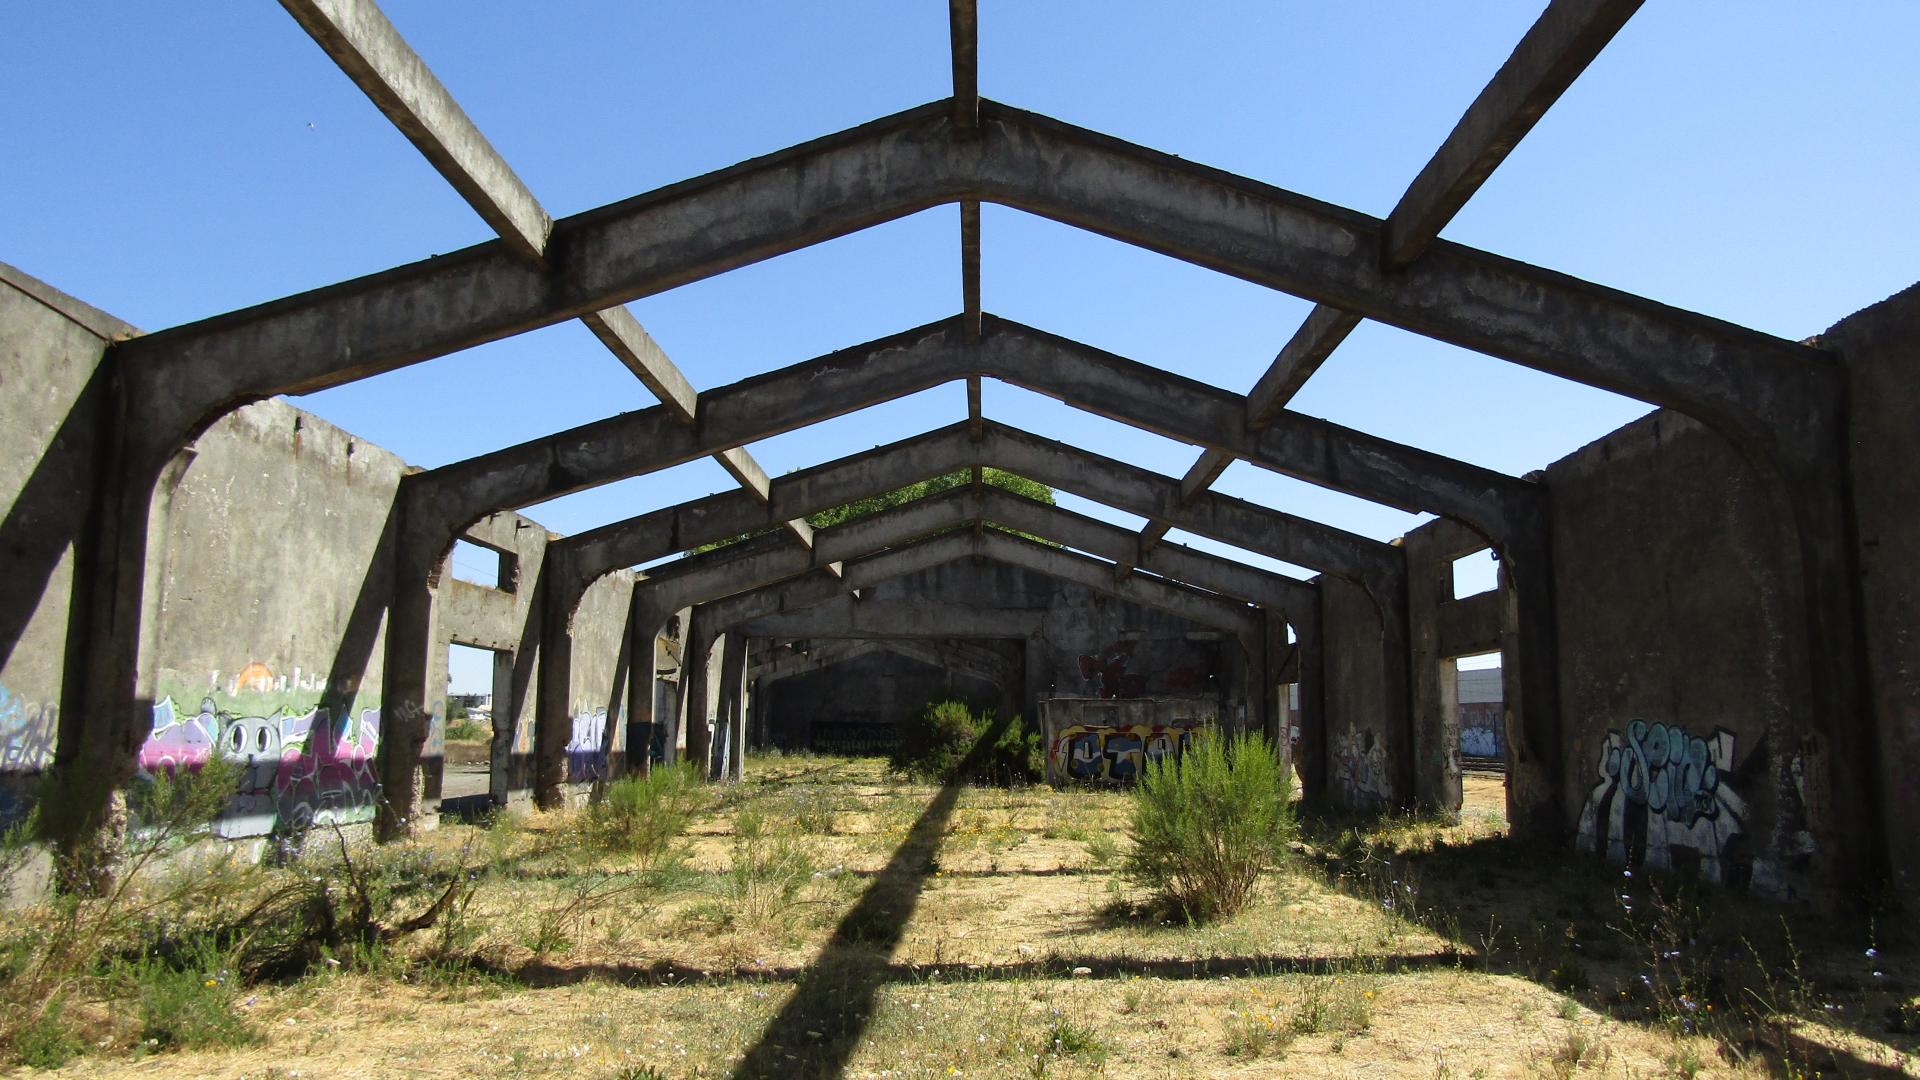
[
  {"left": 1262, "top": 610, "right": 1290, "bottom": 748},
  {"left": 487, "top": 649, "right": 516, "bottom": 805},
  {"left": 1502, "top": 530, "right": 1562, "bottom": 845},
  {"left": 531, "top": 572, "right": 577, "bottom": 810},
  {"left": 711, "top": 632, "right": 745, "bottom": 781},
  {"left": 1406, "top": 531, "right": 1464, "bottom": 816},
  {"left": 1295, "top": 591, "right": 1327, "bottom": 807},
  {"left": 378, "top": 540, "right": 444, "bottom": 836},
  {"left": 48, "top": 440, "right": 174, "bottom": 875},
  {"left": 721, "top": 633, "right": 748, "bottom": 781},
  {"left": 1022, "top": 635, "right": 1049, "bottom": 731},
  {"left": 683, "top": 610, "right": 714, "bottom": 777}
]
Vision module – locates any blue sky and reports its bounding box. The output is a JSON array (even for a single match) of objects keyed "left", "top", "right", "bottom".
[{"left": 7, "top": 4, "right": 1917, "bottom": 692}]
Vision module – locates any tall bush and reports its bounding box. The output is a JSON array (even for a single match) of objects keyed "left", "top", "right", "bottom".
[
  {"left": 1123, "top": 730, "right": 1293, "bottom": 919},
  {"left": 890, "top": 699, "right": 1041, "bottom": 786},
  {"left": 580, "top": 763, "right": 704, "bottom": 864}
]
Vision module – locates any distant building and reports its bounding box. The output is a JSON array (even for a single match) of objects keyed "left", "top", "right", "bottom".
[{"left": 1457, "top": 666, "right": 1504, "bottom": 760}]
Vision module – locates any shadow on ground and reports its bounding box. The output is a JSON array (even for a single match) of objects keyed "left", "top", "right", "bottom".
[{"left": 1300, "top": 814, "right": 1919, "bottom": 1078}]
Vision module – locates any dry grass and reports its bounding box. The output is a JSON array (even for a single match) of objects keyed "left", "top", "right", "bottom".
[{"left": 7, "top": 763, "right": 1918, "bottom": 1079}]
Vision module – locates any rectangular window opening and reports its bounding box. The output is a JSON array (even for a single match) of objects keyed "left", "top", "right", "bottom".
[
  {"left": 451, "top": 538, "right": 515, "bottom": 592},
  {"left": 1450, "top": 547, "right": 1498, "bottom": 599}
]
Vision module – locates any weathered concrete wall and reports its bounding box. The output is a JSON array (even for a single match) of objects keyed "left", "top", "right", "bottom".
[
  {"left": 140, "top": 396, "right": 407, "bottom": 837},
  {"left": 0, "top": 265, "right": 643, "bottom": 834},
  {"left": 1545, "top": 409, "right": 1810, "bottom": 898},
  {"left": 0, "top": 264, "right": 124, "bottom": 826},
  {"left": 1818, "top": 282, "right": 1920, "bottom": 896},
  {"left": 564, "top": 571, "right": 636, "bottom": 788},
  {"left": 742, "top": 559, "right": 1242, "bottom": 723},
  {"left": 1319, "top": 574, "right": 1409, "bottom": 811},
  {"left": 765, "top": 648, "right": 1000, "bottom": 753},
  {"left": 1039, "top": 696, "right": 1213, "bottom": 784}
]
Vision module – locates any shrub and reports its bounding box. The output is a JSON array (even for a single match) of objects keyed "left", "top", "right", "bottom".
[
  {"left": 121, "top": 940, "right": 259, "bottom": 1052},
  {"left": 444, "top": 717, "right": 488, "bottom": 742},
  {"left": 890, "top": 700, "right": 1041, "bottom": 786},
  {"left": 1123, "top": 730, "right": 1293, "bottom": 919},
  {"left": 685, "top": 806, "right": 816, "bottom": 934},
  {"left": 581, "top": 763, "right": 704, "bottom": 864}
]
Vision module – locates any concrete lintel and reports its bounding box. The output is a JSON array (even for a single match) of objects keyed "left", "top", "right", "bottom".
[
  {"left": 1436, "top": 590, "right": 1506, "bottom": 659},
  {"left": 279, "top": 0, "right": 553, "bottom": 261},
  {"left": 1385, "top": 0, "right": 1644, "bottom": 268}
]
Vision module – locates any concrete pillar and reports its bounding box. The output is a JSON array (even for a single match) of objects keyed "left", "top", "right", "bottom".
[
  {"left": 1263, "top": 610, "right": 1290, "bottom": 749},
  {"left": 531, "top": 570, "right": 577, "bottom": 811},
  {"left": 723, "top": 633, "right": 748, "bottom": 781},
  {"left": 711, "top": 632, "right": 745, "bottom": 781},
  {"left": 1295, "top": 591, "right": 1327, "bottom": 807},
  {"left": 378, "top": 540, "right": 444, "bottom": 836},
  {"left": 683, "top": 610, "right": 714, "bottom": 776},
  {"left": 1406, "top": 529, "right": 1465, "bottom": 816},
  {"left": 47, "top": 442, "right": 174, "bottom": 875},
  {"left": 1022, "top": 635, "right": 1049, "bottom": 731},
  {"left": 1502, "top": 527, "right": 1562, "bottom": 845},
  {"left": 487, "top": 649, "right": 516, "bottom": 805}
]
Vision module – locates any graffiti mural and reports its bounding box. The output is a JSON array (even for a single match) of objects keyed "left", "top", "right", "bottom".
[
  {"left": 1048, "top": 721, "right": 1205, "bottom": 783},
  {"left": 1459, "top": 702, "right": 1505, "bottom": 760},
  {"left": 566, "top": 707, "right": 610, "bottom": 783},
  {"left": 1077, "top": 649, "right": 1147, "bottom": 700},
  {"left": 139, "top": 694, "right": 381, "bottom": 837},
  {"left": 1577, "top": 719, "right": 1748, "bottom": 885},
  {"left": 0, "top": 684, "right": 58, "bottom": 827},
  {"left": 1074, "top": 639, "right": 1215, "bottom": 700},
  {"left": 1332, "top": 728, "right": 1391, "bottom": 808}
]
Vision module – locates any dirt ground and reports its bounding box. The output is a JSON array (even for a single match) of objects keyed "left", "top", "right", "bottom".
[{"left": 9, "top": 758, "right": 1917, "bottom": 1079}]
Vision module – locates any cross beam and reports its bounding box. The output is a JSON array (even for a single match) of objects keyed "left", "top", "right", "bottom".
[
  {"left": 1141, "top": 0, "right": 1647, "bottom": 555},
  {"left": 278, "top": 0, "right": 816, "bottom": 550}
]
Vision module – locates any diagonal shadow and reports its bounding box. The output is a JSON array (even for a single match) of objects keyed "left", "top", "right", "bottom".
[{"left": 728, "top": 716, "right": 1014, "bottom": 1079}]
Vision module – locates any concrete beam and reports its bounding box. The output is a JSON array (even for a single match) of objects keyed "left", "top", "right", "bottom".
[
  {"left": 1245, "top": 305, "right": 1365, "bottom": 426},
  {"left": 545, "top": 414, "right": 1396, "bottom": 624},
  {"left": 1153, "top": 0, "right": 1639, "bottom": 538},
  {"left": 749, "top": 638, "right": 1010, "bottom": 689},
  {"left": 972, "top": 487, "right": 1310, "bottom": 613},
  {"left": 1385, "top": 0, "right": 1643, "bottom": 268},
  {"left": 114, "top": 98, "right": 1825, "bottom": 460},
  {"left": 949, "top": 0, "right": 979, "bottom": 133},
  {"left": 277, "top": 0, "right": 551, "bottom": 260},
  {"left": 980, "top": 318, "right": 1536, "bottom": 536},
  {"left": 961, "top": 200, "right": 982, "bottom": 343},
  {"left": 401, "top": 317, "right": 1517, "bottom": 575},
  {"left": 281, "top": 0, "right": 812, "bottom": 556},
  {"left": 977, "top": 423, "right": 1399, "bottom": 585}
]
